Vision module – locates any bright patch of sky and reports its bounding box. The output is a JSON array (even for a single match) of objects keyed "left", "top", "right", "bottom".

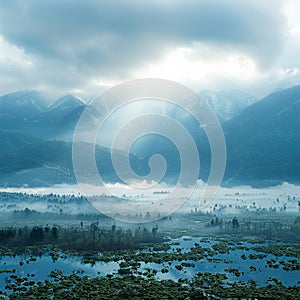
[{"left": 0, "top": 0, "right": 299, "bottom": 99}]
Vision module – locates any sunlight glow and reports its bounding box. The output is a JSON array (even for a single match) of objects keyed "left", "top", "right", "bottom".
[
  {"left": 0, "top": 35, "right": 33, "bottom": 68},
  {"left": 136, "top": 45, "right": 259, "bottom": 86}
]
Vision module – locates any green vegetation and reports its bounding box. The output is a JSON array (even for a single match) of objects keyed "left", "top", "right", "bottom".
[
  {"left": 191, "top": 272, "right": 300, "bottom": 299},
  {"left": 0, "top": 223, "right": 165, "bottom": 252},
  {"left": 0, "top": 235, "right": 299, "bottom": 299},
  {"left": 212, "top": 241, "right": 230, "bottom": 254},
  {"left": 251, "top": 244, "right": 300, "bottom": 257},
  {"left": 3, "top": 270, "right": 300, "bottom": 300},
  {"left": 3, "top": 273, "right": 205, "bottom": 299},
  {"left": 206, "top": 215, "right": 300, "bottom": 241},
  {"left": 0, "top": 213, "right": 300, "bottom": 299},
  {"left": 293, "top": 216, "right": 300, "bottom": 230}
]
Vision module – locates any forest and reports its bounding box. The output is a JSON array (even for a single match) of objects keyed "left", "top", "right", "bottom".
[{"left": 0, "top": 222, "right": 164, "bottom": 251}]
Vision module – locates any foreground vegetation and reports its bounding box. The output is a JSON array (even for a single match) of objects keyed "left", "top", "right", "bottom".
[
  {"left": 0, "top": 228, "right": 299, "bottom": 299},
  {"left": 2, "top": 270, "right": 300, "bottom": 299},
  {"left": 0, "top": 212, "right": 299, "bottom": 299}
]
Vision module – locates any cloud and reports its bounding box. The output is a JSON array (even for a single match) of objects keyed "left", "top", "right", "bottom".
[{"left": 0, "top": 0, "right": 295, "bottom": 98}]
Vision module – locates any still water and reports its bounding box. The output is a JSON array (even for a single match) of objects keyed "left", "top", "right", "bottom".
[{"left": 0, "top": 237, "right": 299, "bottom": 291}]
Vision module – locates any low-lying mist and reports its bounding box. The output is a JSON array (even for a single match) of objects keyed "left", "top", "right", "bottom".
[{"left": 0, "top": 181, "right": 299, "bottom": 216}]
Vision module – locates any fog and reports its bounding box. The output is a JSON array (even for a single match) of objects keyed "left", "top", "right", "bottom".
[{"left": 1, "top": 181, "right": 299, "bottom": 217}]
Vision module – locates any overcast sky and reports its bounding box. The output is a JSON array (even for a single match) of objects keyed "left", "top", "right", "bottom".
[{"left": 0, "top": 0, "right": 300, "bottom": 100}]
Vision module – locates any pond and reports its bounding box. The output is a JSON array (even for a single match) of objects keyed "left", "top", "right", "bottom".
[{"left": 0, "top": 237, "right": 299, "bottom": 293}]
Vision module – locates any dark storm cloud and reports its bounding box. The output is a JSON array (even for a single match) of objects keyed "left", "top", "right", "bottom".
[{"left": 0, "top": 0, "right": 287, "bottom": 95}]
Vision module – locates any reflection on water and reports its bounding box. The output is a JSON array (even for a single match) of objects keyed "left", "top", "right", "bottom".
[{"left": 0, "top": 237, "right": 299, "bottom": 291}]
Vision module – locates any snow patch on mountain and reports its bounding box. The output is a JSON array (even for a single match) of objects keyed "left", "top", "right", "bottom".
[
  {"left": 48, "top": 94, "right": 86, "bottom": 112},
  {"left": 199, "top": 89, "right": 257, "bottom": 122}
]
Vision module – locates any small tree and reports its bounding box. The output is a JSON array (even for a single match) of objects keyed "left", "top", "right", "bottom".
[
  {"left": 51, "top": 226, "right": 58, "bottom": 239},
  {"left": 293, "top": 216, "right": 300, "bottom": 230},
  {"left": 232, "top": 217, "right": 239, "bottom": 230}
]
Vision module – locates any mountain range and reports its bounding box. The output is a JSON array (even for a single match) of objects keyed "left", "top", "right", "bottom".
[
  {"left": 0, "top": 88, "right": 255, "bottom": 134},
  {"left": 199, "top": 89, "right": 257, "bottom": 122},
  {"left": 0, "top": 91, "right": 86, "bottom": 139},
  {"left": 0, "top": 86, "right": 299, "bottom": 187},
  {"left": 223, "top": 85, "right": 300, "bottom": 186}
]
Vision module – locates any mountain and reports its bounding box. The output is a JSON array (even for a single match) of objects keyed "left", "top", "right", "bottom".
[
  {"left": 0, "top": 131, "right": 147, "bottom": 187},
  {"left": 41, "top": 95, "right": 87, "bottom": 138},
  {"left": 199, "top": 89, "right": 257, "bottom": 122},
  {"left": 0, "top": 130, "right": 39, "bottom": 158},
  {"left": 47, "top": 94, "right": 86, "bottom": 124},
  {"left": 0, "top": 90, "right": 47, "bottom": 114},
  {"left": 48, "top": 94, "right": 85, "bottom": 112},
  {"left": 223, "top": 85, "right": 300, "bottom": 185},
  {"left": 0, "top": 89, "right": 256, "bottom": 139},
  {"left": 0, "top": 90, "right": 48, "bottom": 131},
  {"left": 0, "top": 86, "right": 299, "bottom": 187},
  {"left": 48, "top": 94, "right": 86, "bottom": 127},
  {"left": 135, "top": 85, "right": 300, "bottom": 186},
  {"left": 0, "top": 91, "right": 87, "bottom": 139}
]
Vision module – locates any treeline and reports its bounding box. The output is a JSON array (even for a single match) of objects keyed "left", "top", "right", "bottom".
[
  {"left": 0, "top": 223, "right": 165, "bottom": 251},
  {"left": 207, "top": 216, "right": 300, "bottom": 241},
  {"left": 10, "top": 208, "right": 108, "bottom": 222},
  {"left": 207, "top": 217, "right": 240, "bottom": 230}
]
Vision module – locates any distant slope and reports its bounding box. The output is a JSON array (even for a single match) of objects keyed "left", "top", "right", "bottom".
[
  {"left": 0, "top": 91, "right": 86, "bottom": 139},
  {"left": 0, "top": 130, "right": 39, "bottom": 158},
  {"left": 224, "top": 85, "right": 300, "bottom": 185},
  {"left": 46, "top": 94, "right": 86, "bottom": 125},
  {"left": 41, "top": 94, "right": 87, "bottom": 139},
  {"left": 153, "top": 85, "right": 300, "bottom": 186},
  {"left": 0, "top": 90, "right": 48, "bottom": 131},
  {"left": 0, "top": 87, "right": 300, "bottom": 187},
  {"left": 199, "top": 89, "right": 257, "bottom": 122},
  {"left": 0, "top": 132, "right": 146, "bottom": 187},
  {"left": 0, "top": 90, "right": 47, "bottom": 115}
]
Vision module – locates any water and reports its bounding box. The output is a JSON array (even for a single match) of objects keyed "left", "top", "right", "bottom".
[
  {"left": 153, "top": 237, "right": 300, "bottom": 286},
  {"left": 0, "top": 237, "right": 299, "bottom": 292}
]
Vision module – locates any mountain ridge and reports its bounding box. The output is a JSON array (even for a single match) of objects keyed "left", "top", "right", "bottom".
[
  {"left": 223, "top": 85, "right": 300, "bottom": 185},
  {"left": 0, "top": 86, "right": 299, "bottom": 187},
  {"left": 199, "top": 89, "right": 257, "bottom": 122}
]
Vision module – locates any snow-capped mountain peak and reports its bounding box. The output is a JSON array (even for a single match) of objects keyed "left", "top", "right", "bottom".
[
  {"left": 199, "top": 89, "right": 257, "bottom": 122},
  {"left": 0, "top": 90, "right": 47, "bottom": 116},
  {"left": 49, "top": 94, "right": 86, "bottom": 112}
]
